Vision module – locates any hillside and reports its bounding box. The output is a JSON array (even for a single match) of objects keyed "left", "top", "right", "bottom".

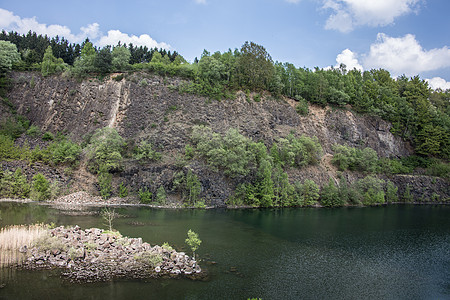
[{"left": 1, "top": 71, "right": 448, "bottom": 206}]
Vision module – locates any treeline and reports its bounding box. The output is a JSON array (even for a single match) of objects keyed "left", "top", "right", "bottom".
[
  {"left": 0, "top": 30, "right": 180, "bottom": 68},
  {"left": 1, "top": 31, "right": 449, "bottom": 160}
]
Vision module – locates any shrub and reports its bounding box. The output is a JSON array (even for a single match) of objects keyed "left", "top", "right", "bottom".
[
  {"left": 155, "top": 186, "right": 167, "bottom": 205},
  {"left": 385, "top": 181, "right": 398, "bottom": 203},
  {"left": 0, "top": 134, "right": 21, "bottom": 160},
  {"left": 354, "top": 176, "right": 386, "bottom": 205},
  {"left": 295, "top": 96, "right": 309, "bottom": 116},
  {"left": 30, "top": 173, "right": 50, "bottom": 201},
  {"left": 273, "top": 134, "right": 323, "bottom": 168},
  {"left": 298, "top": 179, "right": 320, "bottom": 206},
  {"left": 98, "top": 168, "right": 112, "bottom": 199},
  {"left": 46, "top": 138, "right": 81, "bottom": 166},
  {"left": 118, "top": 182, "right": 128, "bottom": 198},
  {"left": 87, "top": 127, "right": 126, "bottom": 172},
  {"left": 42, "top": 131, "right": 55, "bottom": 141},
  {"left": 332, "top": 144, "right": 379, "bottom": 173},
  {"left": 320, "top": 179, "right": 344, "bottom": 207},
  {"left": 133, "top": 140, "right": 161, "bottom": 161},
  {"left": 139, "top": 187, "right": 153, "bottom": 204},
  {"left": 26, "top": 125, "right": 40, "bottom": 137}
]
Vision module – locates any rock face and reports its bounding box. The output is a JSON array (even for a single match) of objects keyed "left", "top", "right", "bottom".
[
  {"left": 22, "top": 226, "right": 202, "bottom": 282},
  {"left": 5, "top": 71, "right": 447, "bottom": 204}
]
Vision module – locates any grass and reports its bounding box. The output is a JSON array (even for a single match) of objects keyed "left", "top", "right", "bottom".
[{"left": 0, "top": 224, "right": 47, "bottom": 251}]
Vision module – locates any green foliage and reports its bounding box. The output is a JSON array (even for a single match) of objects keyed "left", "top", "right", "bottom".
[
  {"left": 385, "top": 181, "right": 398, "bottom": 203},
  {"left": 0, "top": 168, "right": 30, "bottom": 198},
  {"left": 297, "top": 179, "right": 320, "bottom": 206},
  {"left": 87, "top": 127, "right": 125, "bottom": 172},
  {"left": 185, "top": 229, "right": 201, "bottom": 260},
  {"left": 332, "top": 144, "right": 379, "bottom": 173},
  {"left": 0, "top": 134, "right": 20, "bottom": 160},
  {"left": 45, "top": 138, "right": 81, "bottom": 166},
  {"left": 0, "top": 117, "right": 28, "bottom": 140},
  {"left": 272, "top": 134, "right": 323, "bottom": 168},
  {"left": 30, "top": 173, "right": 50, "bottom": 201},
  {"left": 184, "top": 144, "right": 195, "bottom": 160},
  {"left": 155, "top": 186, "right": 167, "bottom": 205},
  {"left": 98, "top": 168, "right": 112, "bottom": 199},
  {"left": 162, "top": 242, "right": 174, "bottom": 252},
  {"left": 354, "top": 176, "right": 386, "bottom": 205},
  {"left": 111, "top": 46, "right": 131, "bottom": 71},
  {"left": 402, "top": 184, "right": 414, "bottom": 202},
  {"left": 186, "top": 170, "right": 201, "bottom": 205},
  {"left": 295, "top": 96, "right": 309, "bottom": 115},
  {"left": 42, "top": 131, "right": 54, "bottom": 141},
  {"left": 133, "top": 140, "right": 161, "bottom": 161},
  {"left": 26, "top": 125, "right": 41, "bottom": 137},
  {"left": 118, "top": 182, "right": 129, "bottom": 198},
  {"left": 320, "top": 179, "right": 344, "bottom": 207},
  {"left": 192, "top": 126, "right": 257, "bottom": 177},
  {"left": 41, "top": 46, "right": 67, "bottom": 76},
  {"left": 138, "top": 187, "right": 153, "bottom": 204},
  {"left": 0, "top": 40, "right": 21, "bottom": 71}
]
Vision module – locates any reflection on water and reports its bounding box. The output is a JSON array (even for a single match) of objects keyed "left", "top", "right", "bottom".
[
  {"left": 0, "top": 203, "right": 449, "bottom": 299},
  {"left": 0, "top": 250, "right": 27, "bottom": 267}
]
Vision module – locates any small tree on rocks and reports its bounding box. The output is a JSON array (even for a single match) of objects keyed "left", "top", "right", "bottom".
[
  {"left": 101, "top": 207, "right": 118, "bottom": 231},
  {"left": 185, "top": 229, "right": 201, "bottom": 261}
]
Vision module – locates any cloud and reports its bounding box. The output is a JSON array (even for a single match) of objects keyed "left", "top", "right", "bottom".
[
  {"left": 363, "top": 33, "right": 450, "bottom": 76},
  {"left": 323, "top": 0, "right": 421, "bottom": 32},
  {"left": 97, "top": 30, "right": 170, "bottom": 49},
  {"left": 426, "top": 77, "right": 450, "bottom": 91},
  {"left": 195, "top": 0, "right": 207, "bottom": 4},
  {"left": 325, "top": 49, "right": 363, "bottom": 72},
  {"left": 0, "top": 8, "right": 170, "bottom": 49}
]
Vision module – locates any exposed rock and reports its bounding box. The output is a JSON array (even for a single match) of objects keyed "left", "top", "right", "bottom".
[{"left": 20, "top": 226, "right": 203, "bottom": 282}]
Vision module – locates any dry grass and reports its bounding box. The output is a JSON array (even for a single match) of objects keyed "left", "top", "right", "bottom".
[{"left": 0, "top": 224, "right": 48, "bottom": 251}]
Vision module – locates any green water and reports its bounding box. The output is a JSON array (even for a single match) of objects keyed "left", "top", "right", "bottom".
[{"left": 0, "top": 203, "right": 449, "bottom": 300}]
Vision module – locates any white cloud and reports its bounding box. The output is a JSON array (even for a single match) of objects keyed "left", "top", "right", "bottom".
[
  {"left": 363, "top": 33, "right": 450, "bottom": 76},
  {"left": 325, "top": 48, "right": 363, "bottom": 72},
  {"left": 97, "top": 30, "right": 170, "bottom": 50},
  {"left": 323, "top": 0, "right": 421, "bottom": 32},
  {"left": 336, "top": 49, "right": 363, "bottom": 71},
  {"left": 0, "top": 8, "right": 170, "bottom": 50},
  {"left": 426, "top": 77, "right": 450, "bottom": 91}
]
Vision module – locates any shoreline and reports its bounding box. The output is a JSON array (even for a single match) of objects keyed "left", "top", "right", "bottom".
[{"left": 0, "top": 194, "right": 447, "bottom": 210}]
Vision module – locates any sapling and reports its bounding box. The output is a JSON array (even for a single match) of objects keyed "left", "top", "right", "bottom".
[{"left": 185, "top": 229, "right": 201, "bottom": 261}]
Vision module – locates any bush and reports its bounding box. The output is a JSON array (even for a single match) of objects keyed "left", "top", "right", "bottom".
[
  {"left": 385, "top": 181, "right": 398, "bottom": 203},
  {"left": 273, "top": 134, "right": 323, "bottom": 168},
  {"left": 298, "top": 179, "right": 320, "bottom": 206},
  {"left": 295, "top": 96, "right": 309, "bottom": 116},
  {"left": 332, "top": 144, "right": 379, "bottom": 173},
  {"left": 138, "top": 187, "right": 153, "bottom": 204},
  {"left": 30, "top": 173, "right": 50, "bottom": 201},
  {"left": 26, "top": 125, "right": 41, "bottom": 137},
  {"left": 0, "top": 134, "right": 21, "bottom": 160},
  {"left": 155, "top": 186, "right": 167, "bottom": 205},
  {"left": 118, "top": 182, "right": 128, "bottom": 198},
  {"left": 354, "top": 176, "right": 386, "bottom": 205},
  {"left": 42, "top": 131, "right": 55, "bottom": 141},
  {"left": 87, "top": 127, "right": 125, "bottom": 172},
  {"left": 46, "top": 138, "right": 81, "bottom": 166},
  {"left": 320, "top": 179, "right": 344, "bottom": 207},
  {"left": 98, "top": 168, "right": 112, "bottom": 199},
  {"left": 133, "top": 140, "right": 161, "bottom": 161}
]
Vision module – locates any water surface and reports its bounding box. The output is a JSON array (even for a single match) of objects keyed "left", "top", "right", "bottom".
[{"left": 0, "top": 203, "right": 449, "bottom": 299}]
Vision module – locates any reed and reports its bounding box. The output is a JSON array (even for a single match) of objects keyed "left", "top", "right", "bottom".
[{"left": 0, "top": 224, "right": 48, "bottom": 251}]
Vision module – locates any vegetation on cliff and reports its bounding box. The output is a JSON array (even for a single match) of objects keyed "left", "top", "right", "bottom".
[{"left": 0, "top": 30, "right": 448, "bottom": 207}]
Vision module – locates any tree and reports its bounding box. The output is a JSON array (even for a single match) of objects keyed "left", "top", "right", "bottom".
[
  {"left": 72, "top": 41, "right": 97, "bottom": 75},
  {"left": 320, "top": 179, "right": 343, "bottom": 207},
  {"left": 30, "top": 173, "right": 50, "bottom": 201},
  {"left": 235, "top": 41, "right": 274, "bottom": 91},
  {"left": 41, "top": 45, "right": 67, "bottom": 76},
  {"left": 101, "top": 207, "right": 119, "bottom": 231},
  {"left": 0, "top": 40, "right": 21, "bottom": 71},
  {"left": 300, "top": 179, "right": 320, "bottom": 206},
  {"left": 94, "top": 46, "right": 112, "bottom": 74},
  {"left": 185, "top": 229, "right": 201, "bottom": 261},
  {"left": 87, "top": 127, "right": 126, "bottom": 172},
  {"left": 111, "top": 45, "right": 131, "bottom": 71}
]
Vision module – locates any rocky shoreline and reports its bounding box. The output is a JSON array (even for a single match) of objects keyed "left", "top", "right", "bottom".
[{"left": 18, "top": 225, "right": 203, "bottom": 282}]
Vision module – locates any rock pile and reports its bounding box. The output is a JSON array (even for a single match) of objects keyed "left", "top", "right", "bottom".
[{"left": 21, "top": 225, "right": 202, "bottom": 282}]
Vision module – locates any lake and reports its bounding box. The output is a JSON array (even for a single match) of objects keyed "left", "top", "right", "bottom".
[{"left": 0, "top": 203, "right": 449, "bottom": 299}]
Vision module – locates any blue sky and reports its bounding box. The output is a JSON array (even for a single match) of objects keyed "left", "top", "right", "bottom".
[{"left": 1, "top": 0, "right": 449, "bottom": 89}]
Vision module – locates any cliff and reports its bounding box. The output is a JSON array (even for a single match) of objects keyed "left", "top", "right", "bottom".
[{"left": 2, "top": 71, "right": 448, "bottom": 205}]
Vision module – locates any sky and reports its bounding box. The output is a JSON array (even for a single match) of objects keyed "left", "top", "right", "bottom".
[{"left": 0, "top": 0, "right": 449, "bottom": 89}]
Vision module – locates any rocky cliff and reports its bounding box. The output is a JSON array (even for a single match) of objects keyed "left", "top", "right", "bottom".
[{"left": 3, "top": 71, "right": 448, "bottom": 204}]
